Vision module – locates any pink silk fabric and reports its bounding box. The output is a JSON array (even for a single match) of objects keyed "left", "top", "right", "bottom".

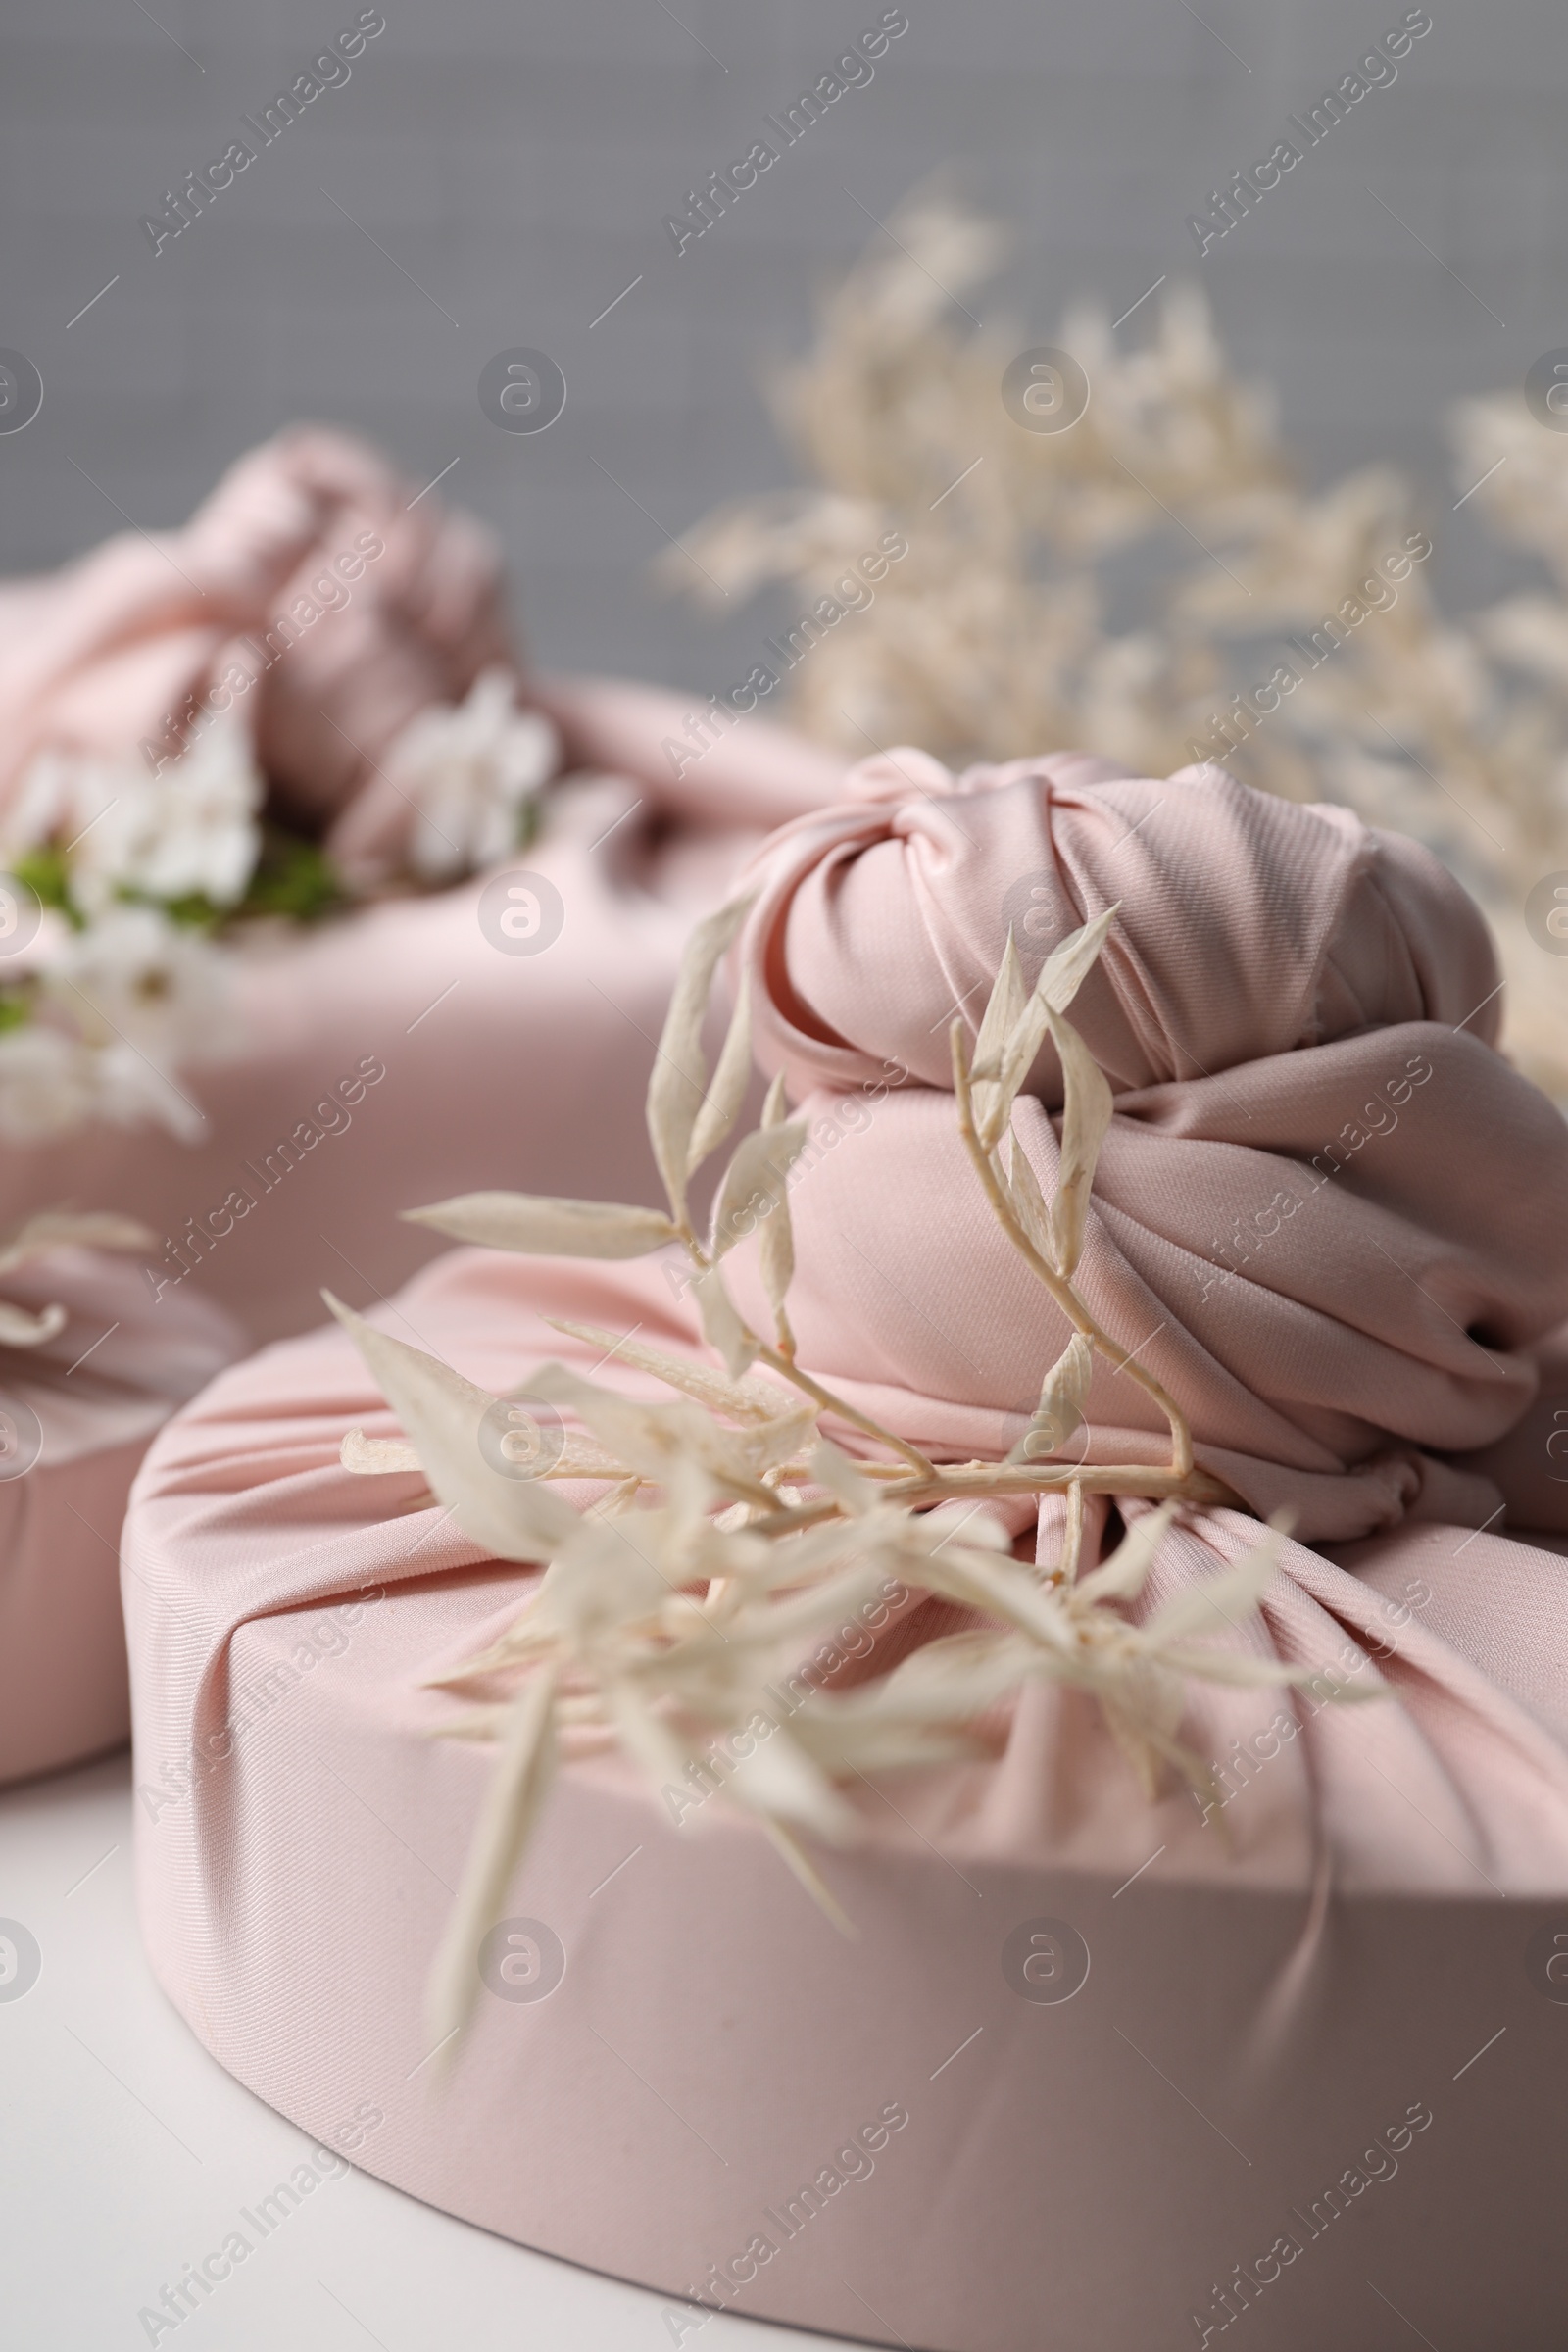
[
  {"left": 0, "top": 424, "right": 512, "bottom": 837},
  {"left": 0, "top": 675, "right": 842, "bottom": 1788},
  {"left": 0, "top": 433, "right": 847, "bottom": 1784},
  {"left": 0, "top": 1247, "right": 239, "bottom": 1784},
  {"left": 123, "top": 752, "right": 1568, "bottom": 2347}
]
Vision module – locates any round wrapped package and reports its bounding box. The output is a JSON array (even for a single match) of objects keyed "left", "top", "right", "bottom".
[
  {"left": 0, "top": 433, "right": 846, "bottom": 1782},
  {"left": 0, "top": 1229, "right": 240, "bottom": 1784},
  {"left": 0, "top": 423, "right": 512, "bottom": 825},
  {"left": 124, "top": 753, "right": 1568, "bottom": 2351},
  {"left": 0, "top": 428, "right": 847, "bottom": 1340},
  {"left": 0, "top": 670, "right": 844, "bottom": 1345}
]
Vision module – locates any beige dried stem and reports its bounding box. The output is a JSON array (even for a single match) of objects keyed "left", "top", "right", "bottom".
[
  {"left": 333, "top": 897, "right": 1374, "bottom": 2051},
  {"left": 662, "top": 193, "right": 1568, "bottom": 1096}
]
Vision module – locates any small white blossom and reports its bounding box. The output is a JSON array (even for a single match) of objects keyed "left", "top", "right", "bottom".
[
  {"left": 0, "top": 1027, "right": 102, "bottom": 1143},
  {"left": 78, "top": 715, "right": 263, "bottom": 914},
  {"left": 382, "top": 670, "right": 560, "bottom": 884},
  {"left": 41, "top": 904, "right": 237, "bottom": 1066},
  {"left": 6, "top": 716, "right": 263, "bottom": 916}
]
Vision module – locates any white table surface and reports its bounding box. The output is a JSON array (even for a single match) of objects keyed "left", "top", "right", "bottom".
[{"left": 0, "top": 1749, "right": 843, "bottom": 2352}]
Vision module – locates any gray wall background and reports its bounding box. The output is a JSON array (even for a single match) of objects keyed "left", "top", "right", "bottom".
[{"left": 0, "top": 0, "right": 1559, "bottom": 696}]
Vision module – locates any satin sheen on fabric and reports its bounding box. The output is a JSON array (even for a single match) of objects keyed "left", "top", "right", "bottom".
[
  {"left": 0, "top": 676, "right": 841, "bottom": 1785},
  {"left": 0, "top": 1248, "right": 239, "bottom": 1783},
  {"left": 0, "top": 431, "right": 847, "bottom": 1785},
  {"left": 124, "top": 751, "right": 1568, "bottom": 2347}
]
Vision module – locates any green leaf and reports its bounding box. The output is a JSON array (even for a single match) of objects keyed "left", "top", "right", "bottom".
[
  {"left": 233, "top": 825, "right": 347, "bottom": 925},
  {"left": 9, "top": 847, "right": 81, "bottom": 929}
]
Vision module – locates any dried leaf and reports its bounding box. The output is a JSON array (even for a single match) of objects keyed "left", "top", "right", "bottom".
[
  {"left": 1074, "top": 1501, "right": 1177, "bottom": 1607},
  {"left": 403, "top": 1192, "right": 678, "bottom": 1260},
  {"left": 710, "top": 1117, "right": 810, "bottom": 1258},
  {"left": 1044, "top": 1005, "right": 1113, "bottom": 1277},
  {"left": 425, "top": 1666, "right": 558, "bottom": 2048},
  {"left": 526, "top": 1358, "right": 765, "bottom": 1496},
  {"left": 1003, "top": 1129, "right": 1055, "bottom": 1262},
  {"left": 725, "top": 1724, "right": 861, "bottom": 1842},
  {"left": 692, "top": 1263, "right": 760, "bottom": 1381},
  {"left": 341, "top": 1428, "right": 424, "bottom": 1475},
  {"left": 808, "top": 1438, "right": 877, "bottom": 1516},
  {"left": 762, "top": 1821, "right": 858, "bottom": 1937},
  {"left": 994, "top": 906, "right": 1120, "bottom": 1126},
  {"left": 0, "top": 1298, "right": 66, "bottom": 1348},
  {"left": 1142, "top": 1530, "right": 1280, "bottom": 1645},
  {"left": 971, "top": 930, "right": 1029, "bottom": 1084},
  {"left": 0, "top": 1208, "right": 156, "bottom": 1276},
  {"left": 646, "top": 893, "right": 754, "bottom": 1223},
  {"left": 970, "top": 929, "right": 1028, "bottom": 1146},
  {"left": 323, "top": 1294, "right": 577, "bottom": 1563},
  {"left": 686, "top": 968, "right": 753, "bottom": 1177},
  {"left": 543, "top": 1316, "right": 795, "bottom": 1425},
  {"left": 1007, "top": 1330, "right": 1094, "bottom": 1464}
]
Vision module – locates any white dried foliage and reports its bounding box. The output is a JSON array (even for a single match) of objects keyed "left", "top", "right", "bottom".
[
  {"left": 403, "top": 1192, "right": 677, "bottom": 1259},
  {"left": 0, "top": 1206, "right": 156, "bottom": 1349},
  {"left": 662, "top": 195, "right": 1568, "bottom": 1099},
  {"left": 645, "top": 893, "right": 754, "bottom": 1226},
  {"left": 337, "top": 898, "right": 1368, "bottom": 2044}
]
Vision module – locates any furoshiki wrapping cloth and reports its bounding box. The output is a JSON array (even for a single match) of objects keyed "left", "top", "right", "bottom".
[
  {"left": 0, "top": 434, "right": 846, "bottom": 1784},
  {"left": 123, "top": 752, "right": 1568, "bottom": 2350},
  {"left": 0, "top": 1241, "right": 239, "bottom": 1784}
]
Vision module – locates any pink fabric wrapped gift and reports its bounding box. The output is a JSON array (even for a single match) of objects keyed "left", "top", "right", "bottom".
[
  {"left": 124, "top": 751, "right": 1568, "bottom": 2349},
  {"left": 0, "top": 1234, "right": 239, "bottom": 1785},
  {"left": 0, "top": 424, "right": 512, "bottom": 835},
  {"left": 0, "top": 434, "right": 847, "bottom": 1785}
]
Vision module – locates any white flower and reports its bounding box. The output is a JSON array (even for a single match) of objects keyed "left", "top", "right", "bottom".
[
  {"left": 86, "top": 1040, "right": 209, "bottom": 1143},
  {"left": 5, "top": 715, "right": 263, "bottom": 918},
  {"left": 382, "top": 670, "right": 560, "bottom": 884},
  {"left": 74, "top": 713, "right": 263, "bottom": 913},
  {"left": 0, "top": 1028, "right": 101, "bottom": 1143},
  {"left": 41, "top": 904, "right": 238, "bottom": 1066},
  {"left": 0, "top": 1019, "right": 211, "bottom": 1147}
]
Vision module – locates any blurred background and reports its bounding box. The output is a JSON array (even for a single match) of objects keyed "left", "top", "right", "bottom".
[{"left": 2, "top": 0, "right": 1560, "bottom": 686}]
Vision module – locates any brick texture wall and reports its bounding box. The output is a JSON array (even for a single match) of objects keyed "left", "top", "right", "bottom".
[{"left": 0, "top": 0, "right": 1556, "bottom": 692}]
